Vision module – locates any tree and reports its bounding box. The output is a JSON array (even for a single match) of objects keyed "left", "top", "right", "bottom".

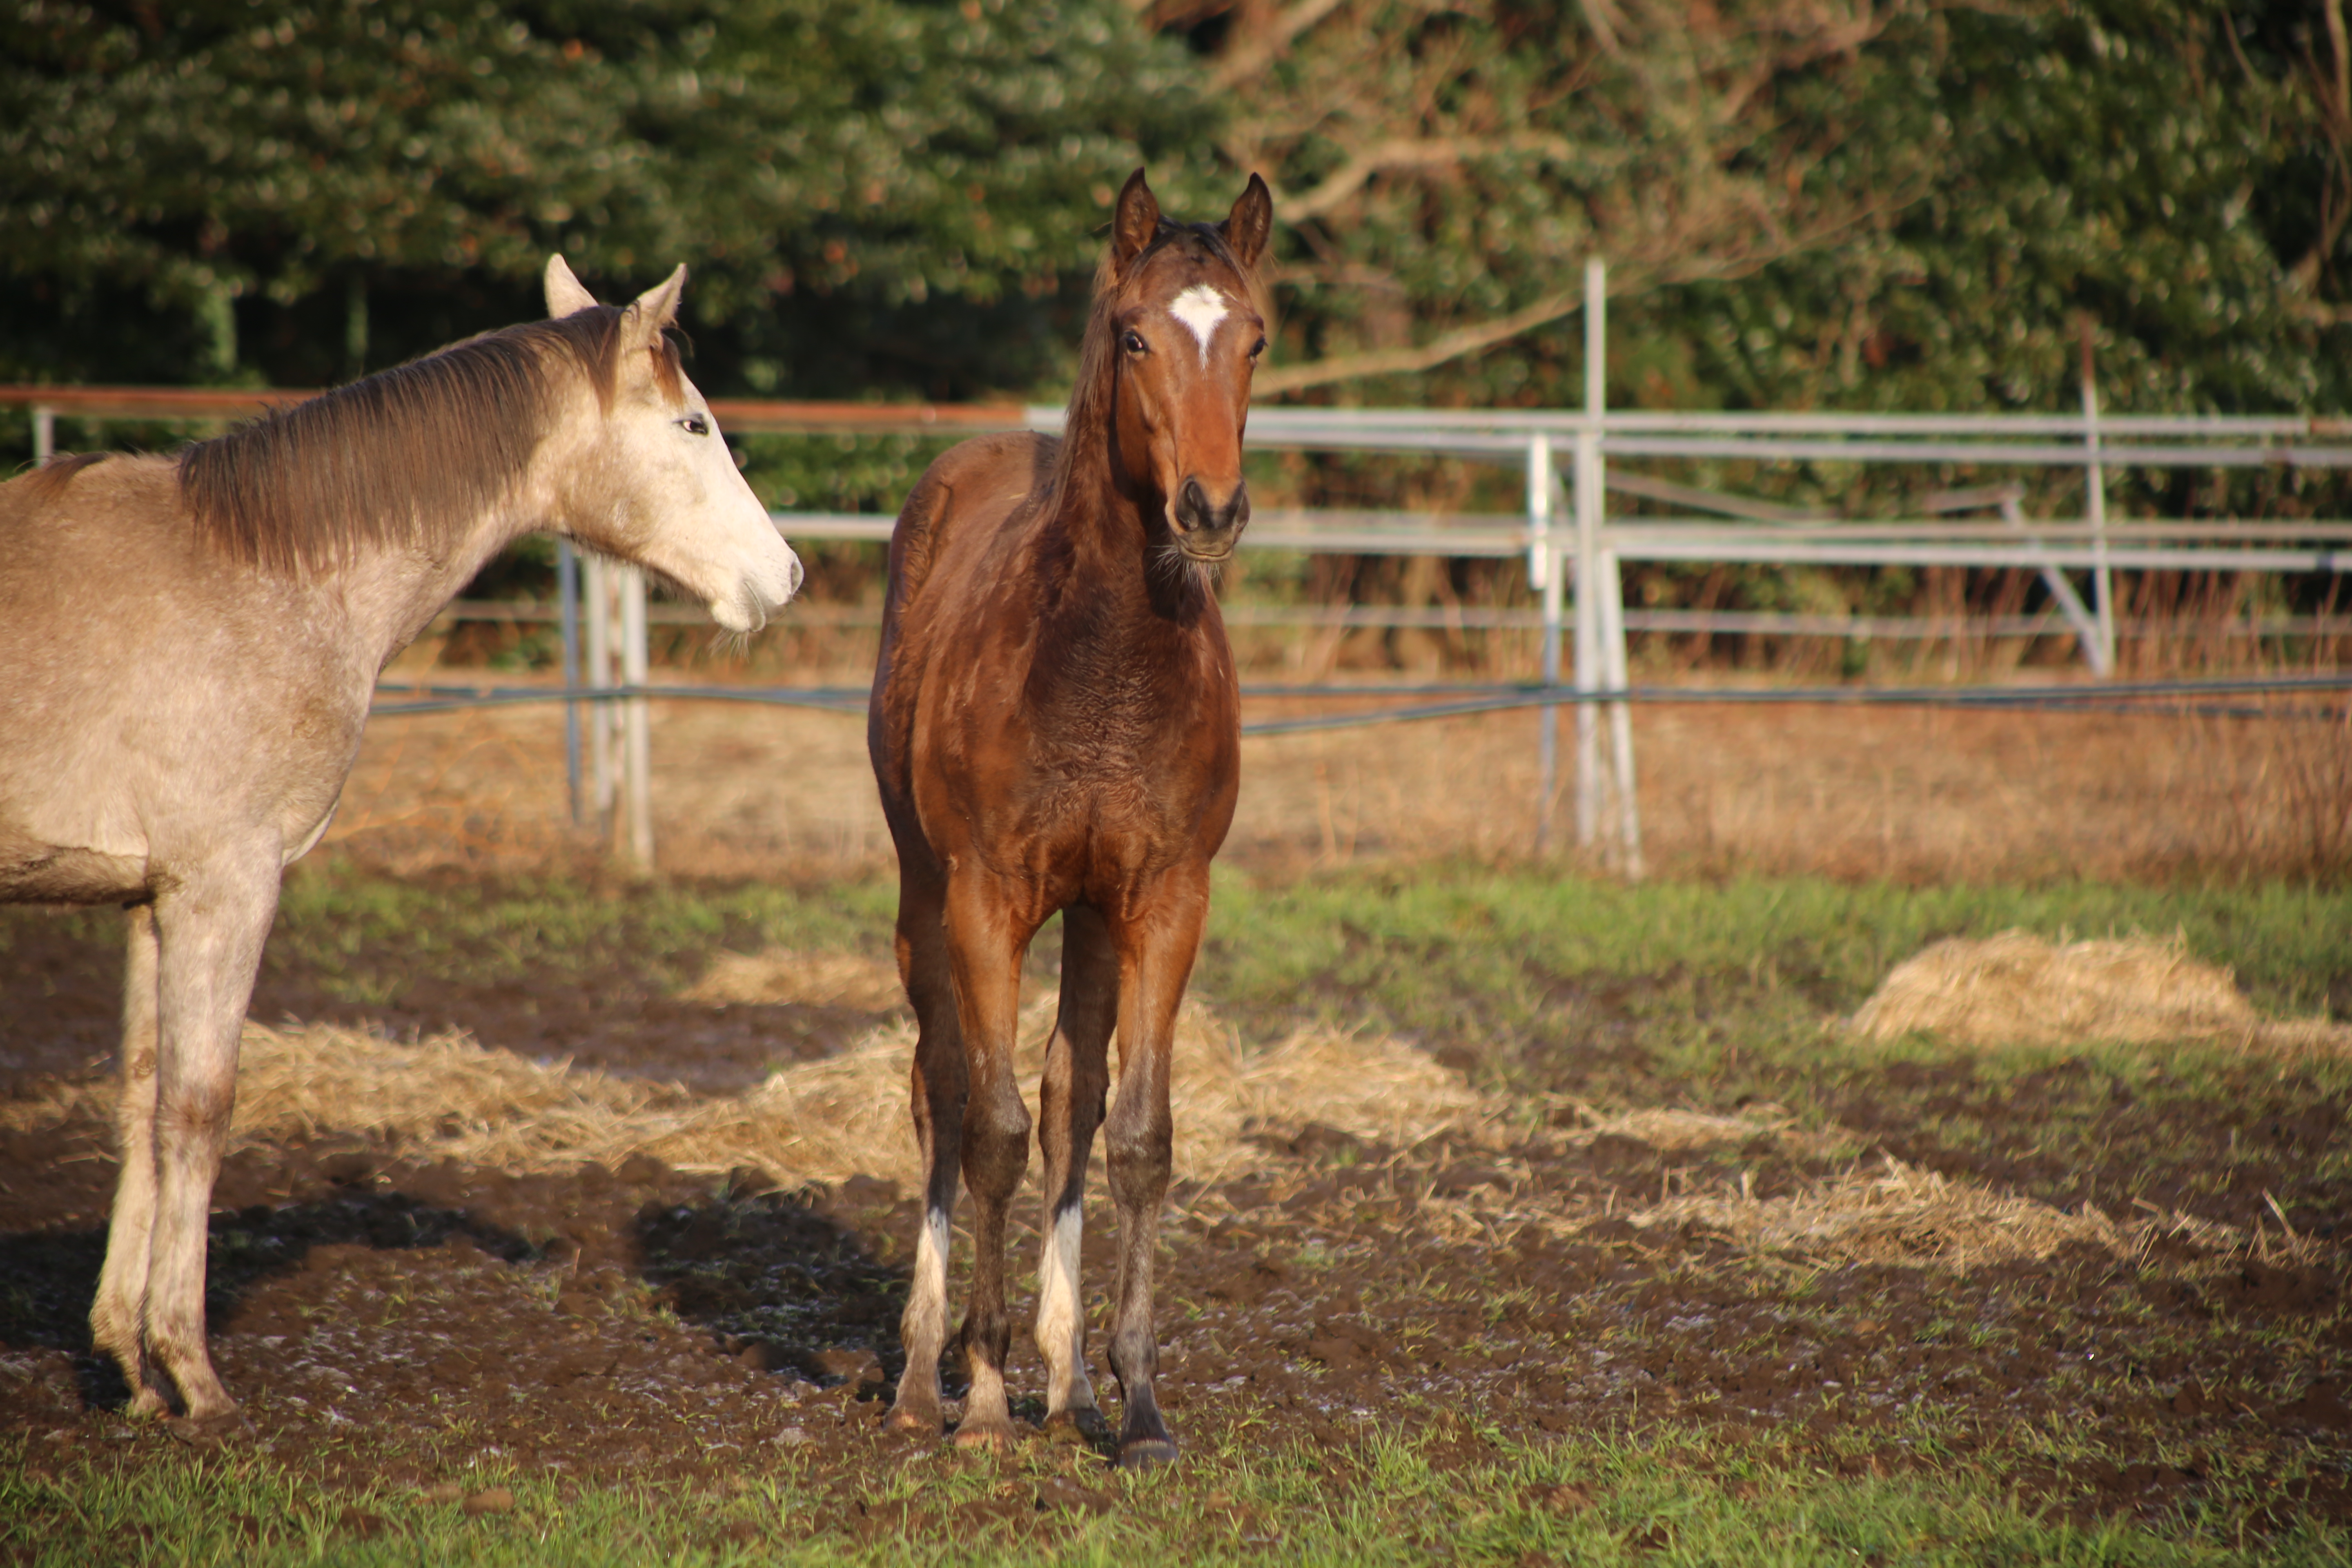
[
  {"left": 0, "top": 0, "right": 1210, "bottom": 392},
  {"left": 1167, "top": 0, "right": 1934, "bottom": 401}
]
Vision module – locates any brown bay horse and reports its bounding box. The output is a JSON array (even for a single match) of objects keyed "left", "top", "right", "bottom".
[
  {"left": 0, "top": 259, "right": 802, "bottom": 1440},
  {"left": 869, "top": 169, "right": 1272, "bottom": 1467}
]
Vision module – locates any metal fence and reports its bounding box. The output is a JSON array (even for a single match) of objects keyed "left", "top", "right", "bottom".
[{"left": 13, "top": 256, "right": 2352, "bottom": 875}]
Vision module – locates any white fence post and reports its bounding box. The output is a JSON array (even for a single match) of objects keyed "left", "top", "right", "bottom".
[
  {"left": 584, "top": 555, "right": 616, "bottom": 827},
  {"left": 557, "top": 540, "right": 584, "bottom": 824},
  {"left": 1572, "top": 258, "right": 1607, "bottom": 854},
  {"left": 619, "top": 566, "right": 654, "bottom": 870},
  {"left": 31, "top": 407, "right": 54, "bottom": 463},
  {"left": 2082, "top": 336, "right": 2117, "bottom": 678},
  {"left": 1599, "top": 545, "right": 1643, "bottom": 878},
  {"left": 1530, "top": 433, "right": 1561, "bottom": 852}
]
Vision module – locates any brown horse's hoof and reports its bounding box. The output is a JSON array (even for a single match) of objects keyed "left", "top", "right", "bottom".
[
  {"left": 951, "top": 1417, "right": 1020, "bottom": 1454},
  {"left": 1043, "top": 1406, "right": 1114, "bottom": 1452},
  {"left": 164, "top": 1409, "right": 252, "bottom": 1448},
  {"left": 1117, "top": 1437, "right": 1179, "bottom": 1470}
]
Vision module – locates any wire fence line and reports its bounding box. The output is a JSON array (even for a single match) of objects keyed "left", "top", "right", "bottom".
[{"left": 371, "top": 670, "right": 2352, "bottom": 724}]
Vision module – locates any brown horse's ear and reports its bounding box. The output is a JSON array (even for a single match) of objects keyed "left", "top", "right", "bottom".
[
  {"left": 1220, "top": 174, "right": 1273, "bottom": 271},
  {"left": 619, "top": 264, "right": 688, "bottom": 354},
  {"left": 1111, "top": 168, "right": 1161, "bottom": 272},
  {"left": 545, "top": 255, "right": 600, "bottom": 318}
]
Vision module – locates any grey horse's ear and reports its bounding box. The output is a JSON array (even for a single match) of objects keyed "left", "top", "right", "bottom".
[
  {"left": 1111, "top": 169, "right": 1161, "bottom": 273},
  {"left": 545, "top": 255, "right": 599, "bottom": 318},
  {"left": 619, "top": 265, "right": 688, "bottom": 353},
  {"left": 1221, "top": 174, "right": 1273, "bottom": 271}
]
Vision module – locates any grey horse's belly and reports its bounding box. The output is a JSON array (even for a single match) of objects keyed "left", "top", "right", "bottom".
[{"left": 0, "top": 828, "right": 150, "bottom": 904}]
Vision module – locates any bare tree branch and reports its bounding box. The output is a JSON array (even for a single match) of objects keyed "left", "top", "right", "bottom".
[
  {"left": 1254, "top": 287, "right": 1586, "bottom": 395},
  {"left": 1276, "top": 132, "right": 1579, "bottom": 222},
  {"left": 1208, "top": 0, "right": 1349, "bottom": 89}
]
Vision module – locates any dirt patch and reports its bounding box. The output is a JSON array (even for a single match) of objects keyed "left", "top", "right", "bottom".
[{"left": 4, "top": 936, "right": 2349, "bottom": 1537}]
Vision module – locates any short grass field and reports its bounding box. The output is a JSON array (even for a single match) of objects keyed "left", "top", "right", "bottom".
[{"left": 2, "top": 864, "right": 2349, "bottom": 1564}]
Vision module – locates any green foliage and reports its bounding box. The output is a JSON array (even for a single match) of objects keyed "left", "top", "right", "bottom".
[
  {"left": 1624, "top": 0, "right": 2347, "bottom": 419},
  {"left": 0, "top": 0, "right": 1208, "bottom": 390}
]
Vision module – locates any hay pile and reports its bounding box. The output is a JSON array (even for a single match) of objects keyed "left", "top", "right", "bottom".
[
  {"left": 682, "top": 947, "right": 906, "bottom": 1012},
  {"left": 0, "top": 999, "right": 1496, "bottom": 1191},
  {"left": 1849, "top": 929, "right": 2350, "bottom": 1052},
  {"left": 1626, "top": 1154, "right": 2319, "bottom": 1275},
  {"left": 1631, "top": 1155, "right": 2125, "bottom": 1269}
]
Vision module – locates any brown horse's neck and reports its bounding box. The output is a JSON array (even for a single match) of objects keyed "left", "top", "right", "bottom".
[{"left": 1043, "top": 425, "right": 1217, "bottom": 631}]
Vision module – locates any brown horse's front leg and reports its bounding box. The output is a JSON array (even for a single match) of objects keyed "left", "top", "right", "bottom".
[
  {"left": 1034, "top": 906, "right": 1116, "bottom": 1447},
  {"left": 1102, "top": 881, "right": 1207, "bottom": 1468},
  {"left": 945, "top": 876, "right": 1033, "bottom": 1453},
  {"left": 887, "top": 865, "right": 964, "bottom": 1438}
]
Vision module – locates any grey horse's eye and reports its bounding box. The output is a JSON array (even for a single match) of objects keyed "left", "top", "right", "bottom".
[{"left": 678, "top": 414, "right": 711, "bottom": 437}]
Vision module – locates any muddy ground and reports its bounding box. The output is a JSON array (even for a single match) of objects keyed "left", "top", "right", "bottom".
[{"left": 3, "top": 905, "right": 2349, "bottom": 1546}]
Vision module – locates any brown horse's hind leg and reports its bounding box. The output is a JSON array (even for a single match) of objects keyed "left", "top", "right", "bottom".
[
  {"left": 1034, "top": 906, "right": 1116, "bottom": 1446},
  {"left": 91, "top": 904, "right": 172, "bottom": 1418},
  {"left": 143, "top": 850, "right": 279, "bottom": 1440},
  {"left": 887, "top": 861, "right": 964, "bottom": 1439},
  {"left": 1102, "top": 875, "right": 1209, "bottom": 1468},
  {"left": 944, "top": 871, "right": 1034, "bottom": 1453}
]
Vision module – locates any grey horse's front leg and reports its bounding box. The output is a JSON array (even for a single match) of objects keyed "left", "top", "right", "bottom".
[
  {"left": 91, "top": 903, "right": 172, "bottom": 1418},
  {"left": 137, "top": 848, "right": 279, "bottom": 1439}
]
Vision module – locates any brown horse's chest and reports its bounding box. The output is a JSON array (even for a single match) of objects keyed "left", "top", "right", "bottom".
[{"left": 914, "top": 646, "right": 1237, "bottom": 885}]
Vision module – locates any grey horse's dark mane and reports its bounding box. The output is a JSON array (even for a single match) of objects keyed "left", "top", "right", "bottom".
[{"left": 178, "top": 308, "right": 680, "bottom": 577}]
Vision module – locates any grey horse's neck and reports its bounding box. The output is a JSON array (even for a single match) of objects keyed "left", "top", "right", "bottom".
[{"left": 339, "top": 500, "right": 540, "bottom": 676}]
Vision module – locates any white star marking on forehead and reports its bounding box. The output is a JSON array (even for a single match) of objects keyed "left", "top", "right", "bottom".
[{"left": 1167, "top": 284, "right": 1232, "bottom": 366}]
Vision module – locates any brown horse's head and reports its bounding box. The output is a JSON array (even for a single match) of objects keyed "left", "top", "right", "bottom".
[{"left": 1096, "top": 168, "right": 1273, "bottom": 566}]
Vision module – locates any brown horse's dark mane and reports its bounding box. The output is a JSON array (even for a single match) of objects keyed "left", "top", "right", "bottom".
[
  {"left": 1048, "top": 220, "right": 1267, "bottom": 511},
  {"left": 178, "top": 308, "right": 682, "bottom": 577}
]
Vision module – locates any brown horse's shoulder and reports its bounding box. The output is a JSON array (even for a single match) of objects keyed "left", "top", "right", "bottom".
[{"left": 888, "top": 432, "right": 1056, "bottom": 606}]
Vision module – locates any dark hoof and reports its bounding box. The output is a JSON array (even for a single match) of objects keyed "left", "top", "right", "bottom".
[
  {"left": 1118, "top": 1437, "right": 1179, "bottom": 1470},
  {"left": 164, "top": 1410, "right": 251, "bottom": 1448},
  {"left": 1043, "top": 1406, "right": 1116, "bottom": 1453}
]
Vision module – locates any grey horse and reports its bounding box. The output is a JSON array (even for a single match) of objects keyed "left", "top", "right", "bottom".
[{"left": 0, "top": 258, "right": 800, "bottom": 1439}]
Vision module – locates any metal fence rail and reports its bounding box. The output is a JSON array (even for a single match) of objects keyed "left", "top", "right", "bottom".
[{"left": 14, "top": 256, "right": 2352, "bottom": 873}]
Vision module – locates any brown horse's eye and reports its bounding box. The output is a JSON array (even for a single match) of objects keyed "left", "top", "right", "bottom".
[
  {"left": 1122, "top": 330, "right": 1147, "bottom": 354},
  {"left": 1250, "top": 336, "right": 1266, "bottom": 359}
]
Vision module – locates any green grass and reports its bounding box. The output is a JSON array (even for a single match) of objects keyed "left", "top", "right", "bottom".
[{"left": 8, "top": 1424, "right": 2346, "bottom": 1567}]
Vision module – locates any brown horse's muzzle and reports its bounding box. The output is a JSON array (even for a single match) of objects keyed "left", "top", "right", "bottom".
[{"left": 1173, "top": 476, "right": 1250, "bottom": 561}]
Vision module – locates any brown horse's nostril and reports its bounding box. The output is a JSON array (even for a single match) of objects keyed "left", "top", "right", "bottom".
[{"left": 1175, "top": 477, "right": 1247, "bottom": 540}]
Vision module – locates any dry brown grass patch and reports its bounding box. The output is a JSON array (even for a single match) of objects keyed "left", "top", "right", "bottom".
[
  {"left": 1622, "top": 1155, "right": 2323, "bottom": 1276},
  {"left": 1850, "top": 929, "right": 2352, "bottom": 1053},
  {"left": 0, "top": 1000, "right": 1499, "bottom": 1192}
]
